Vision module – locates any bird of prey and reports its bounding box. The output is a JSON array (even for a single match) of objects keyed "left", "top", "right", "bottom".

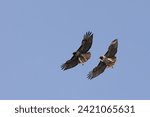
[
  {"left": 87, "top": 39, "right": 118, "bottom": 79},
  {"left": 61, "top": 31, "right": 93, "bottom": 70}
]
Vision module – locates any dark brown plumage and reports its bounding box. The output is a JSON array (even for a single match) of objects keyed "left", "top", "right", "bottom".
[
  {"left": 61, "top": 31, "right": 93, "bottom": 70},
  {"left": 87, "top": 39, "right": 118, "bottom": 79}
]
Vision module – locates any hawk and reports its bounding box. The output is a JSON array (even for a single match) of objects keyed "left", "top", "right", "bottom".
[
  {"left": 61, "top": 31, "right": 93, "bottom": 70},
  {"left": 87, "top": 39, "right": 118, "bottom": 79}
]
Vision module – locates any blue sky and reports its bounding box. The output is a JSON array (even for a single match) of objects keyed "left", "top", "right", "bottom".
[{"left": 0, "top": 0, "right": 150, "bottom": 99}]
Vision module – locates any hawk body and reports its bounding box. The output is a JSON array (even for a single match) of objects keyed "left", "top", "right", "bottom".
[
  {"left": 87, "top": 39, "right": 118, "bottom": 79},
  {"left": 61, "top": 31, "right": 93, "bottom": 70},
  {"left": 100, "top": 55, "right": 116, "bottom": 68}
]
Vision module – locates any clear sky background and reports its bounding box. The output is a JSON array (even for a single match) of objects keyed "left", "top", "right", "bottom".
[{"left": 0, "top": 0, "right": 150, "bottom": 100}]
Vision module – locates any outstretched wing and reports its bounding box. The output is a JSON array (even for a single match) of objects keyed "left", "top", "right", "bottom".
[
  {"left": 61, "top": 56, "right": 79, "bottom": 70},
  {"left": 87, "top": 61, "right": 107, "bottom": 80},
  {"left": 76, "top": 31, "right": 93, "bottom": 53},
  {"left": 105, "top": 39, "right": 118, "bottom": 58}
]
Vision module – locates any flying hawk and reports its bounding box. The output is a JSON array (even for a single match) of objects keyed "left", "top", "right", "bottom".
[
  {"left": 61, "top": 31, "right": 93, "bottom": 70},
  {"left": 87, "top": 39, "right": 118, "bottom": 79}
]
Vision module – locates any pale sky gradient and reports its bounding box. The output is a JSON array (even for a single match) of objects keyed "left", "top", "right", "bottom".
[{"left": 0, "top": 0, "right": 150, "bottom": 99}]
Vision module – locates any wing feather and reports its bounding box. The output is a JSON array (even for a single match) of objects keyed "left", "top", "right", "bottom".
[
  {"left": 61, "top": 56, "right": 79, "bottom": 70},
  {"left": 105, "top": 39, "right": 118, "bottom": 58},
  {"left": 76, "top": 31, "right": 93, "bottom": 53},
  {"left": 87, "top": 61, "right": 107, "bottom": 79}
]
